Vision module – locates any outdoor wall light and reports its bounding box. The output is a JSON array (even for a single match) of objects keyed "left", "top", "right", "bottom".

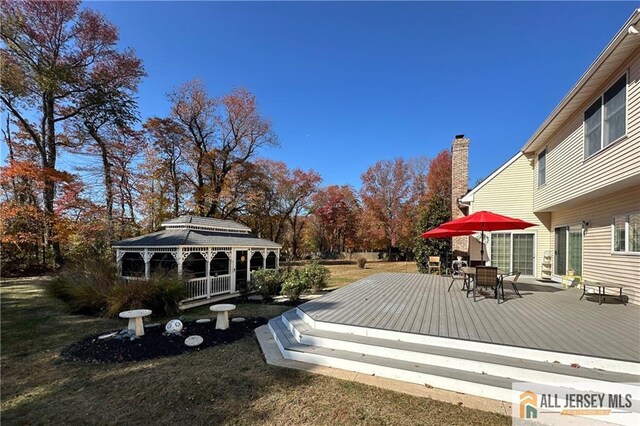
[{"left": 582, "top": 220, "right": 590, "bottom": 231}]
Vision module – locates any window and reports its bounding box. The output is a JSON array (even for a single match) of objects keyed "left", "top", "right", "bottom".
[
  {"left": 250, "top": 252, "right": 264, "bottom": 271},
  {"left": 612, "top": 213, "right": 640, "bottom": 253},
  {"left": 537, "top": 149, "right": 546, "bottom": 186},
  {"left": 121, "top": 252, "right": 145, "bottom": 277},
  {"left": 266, "top": 252, "right": 277, "bottom": 269},
  {"left": 584, "top": 74, "right": 627, "bottom": 158},
  {"left": 183, "top": 253, "right": 206, "bottom": 278},
  {"left": 210, "top": 252, "right": 230, "bottom": 276}
]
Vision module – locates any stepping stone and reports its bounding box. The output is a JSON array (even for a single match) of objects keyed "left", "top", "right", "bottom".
[
  {"left": 184, "top": 335, "right": 203, "bottom": 347},
  {"left": 196, "top": 319, "right": 212, "bottom": 324},
  {"left": 231, "top": 317, "right": 246, "bottom": 323},
  {"left": 248, "top": 295, "right": 263, "bottom": 301},
  {"left": 98, "top": 332, "right": 117, "bottom": 340}
]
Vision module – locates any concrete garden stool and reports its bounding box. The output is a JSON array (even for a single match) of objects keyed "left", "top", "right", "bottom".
[
  {"left": 209, "top": 304, "right": 236, "bottom": 330},
  {"left": 119, "top": 309, "right": 152, "bottom": 336}
]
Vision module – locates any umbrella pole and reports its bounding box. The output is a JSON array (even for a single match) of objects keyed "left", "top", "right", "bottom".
[{"left": 480, "top": 230, "right": 485, "bottom": 263}]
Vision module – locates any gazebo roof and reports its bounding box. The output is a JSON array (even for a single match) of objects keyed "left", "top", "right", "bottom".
[
  {"left": 113, "top": 229, "right": 281, "bottom": 249},
  {"left": 161, "top": 215, "right": 252, "bottom": 233}
]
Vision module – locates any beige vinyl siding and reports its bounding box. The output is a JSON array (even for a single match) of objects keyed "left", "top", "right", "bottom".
[
  {"left": 550, "top": 185, "right": 640, "bottom": 305},
  {"left": 533, "top": 48, "right": 640, "bottom": 212},
  {"left": 468, "top": 154, "right": 551, "bottom": 278}
]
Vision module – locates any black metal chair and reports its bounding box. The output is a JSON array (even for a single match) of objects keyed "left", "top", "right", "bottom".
[
  {"left": 501, "top": 271, "right": 522, "bottom": 298},
  {"left": 447, "top": 260, "right": 467, "bottom": 292}
]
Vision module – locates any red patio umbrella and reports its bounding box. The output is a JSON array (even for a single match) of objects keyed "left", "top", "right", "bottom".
[
  {"left": 438, "top": 211, "right": 536, "bottom": 261},
  {"left": 421, "top": 227, "right": 476, "bottom": 239}
]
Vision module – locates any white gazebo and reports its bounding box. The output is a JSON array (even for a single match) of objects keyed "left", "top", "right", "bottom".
[{"left": 113, "top": 216, "right": 281, "bottom": 305}]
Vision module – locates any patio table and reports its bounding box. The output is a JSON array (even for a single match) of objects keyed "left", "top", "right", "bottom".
[
  {"left": 461, "top": 267, "right": 508, "bottom": 300},
  {"left": 580, "top": 282, "right": 626, "bottom": 305},
  {"left": 210, "top": 303, "right": 236, "bottom": 330},
  {"left": 119, "top": 309, "right": 152, "bottom": 337}
]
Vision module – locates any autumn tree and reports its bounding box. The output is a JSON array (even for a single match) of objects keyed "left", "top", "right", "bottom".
[
  {"left": 359, "top": 158, "right": 414, "bottom": 256},
  {"left": 167, "top": 80, "right": 278, "bottom": 217},
  {"left": 1, "top": 0, "right": 144, "bottom": 263},
  {"left": 414, "top": 150, "right": 452, "bottom": 272},
  {"left": 244, "top": 160, "right": 321, "bottom": 257},
  {"left": 312, "top": 185, "right": 361, "bottom": 253},
  {"left": 143, "top": 117, "right": 187, "bottom": 218}
]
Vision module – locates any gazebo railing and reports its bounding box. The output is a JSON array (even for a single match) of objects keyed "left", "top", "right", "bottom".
[{"left": 184, "top": 275, "right": 232, "bottom": 302}]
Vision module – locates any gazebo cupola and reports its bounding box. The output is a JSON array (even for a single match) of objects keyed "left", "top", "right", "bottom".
[{"left": 113, "top": 216, "right": 281, "bottom": 303}]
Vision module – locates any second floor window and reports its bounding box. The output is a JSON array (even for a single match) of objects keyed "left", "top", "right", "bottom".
[
  {"left": 584, "top": 74, "right": 627, "bottom": 158},
  {"left": 537, "top": 149, "right": 546, "bottom": 186}
]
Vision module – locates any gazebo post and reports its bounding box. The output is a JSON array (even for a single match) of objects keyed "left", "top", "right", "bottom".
[
  {"left": 276, "top": 249, "right": 280, "bottom": 270},
  {"left": 263, "top": 249, "right": 267, "bottom": 269},
  {"left": 143, "top": 248, "right": 150, "bottom": 279},
  {"left": 205, "top": 247, "right": 212, "bottom": 298},
  {"left": 116, "top": 249, "right": 122, "bottom": 276},
  {"left": 176, "top": 247, "right": 183, "bottom": 276}
]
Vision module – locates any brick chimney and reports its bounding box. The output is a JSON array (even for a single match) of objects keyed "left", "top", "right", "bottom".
[{"left": 451, "top": 134, "right": 470, "bottom": 257}]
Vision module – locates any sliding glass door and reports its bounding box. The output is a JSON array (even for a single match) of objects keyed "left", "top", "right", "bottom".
[
  {"left": 490, "top": 233, "right": 535, "bottom": 275},
  {"left": 513, "top": 234, "right": 535, "bottom": 276},
  {"left": 554, "top": 227, "right": 567, "bottom": 275},
  {"left": 554, "top": 226, "right": 582, "bottom": 276}
]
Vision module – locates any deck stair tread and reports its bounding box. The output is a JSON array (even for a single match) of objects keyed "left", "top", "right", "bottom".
[
  {"left": 269, "top": 317, "right": 517, "bottom": 391},
  {"left": 282, "top": 310, "right": 640, "bottom": 384}
]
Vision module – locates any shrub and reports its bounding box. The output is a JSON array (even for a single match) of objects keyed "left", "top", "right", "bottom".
[
  {"left": 302, "top": 262, "right": 330, "bottom": 293},
  {"left": 106, "top": 272, "right": 186, "bottom": 317},
  {"left": 48, "top": 258, "right": 187, "bottom": 318},
  {"left": 47, "top": 259, "right": 116, "bottom": 315},
  {"left": 251, "top": 269, "right": 285, "bottom": 299},
  {"left": 280, "top": 269, "right": 308, "bottom": 302},
  {"left": 357, "top": 257, "right": 367, "bottom": 269}
]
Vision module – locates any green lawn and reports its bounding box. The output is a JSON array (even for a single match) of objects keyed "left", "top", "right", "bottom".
[
  {"left": 0, "top": 274, "right": 509, "bottom": 425},
  {"left": 325, "top": 261, "right": 419, "bottom": 289}
]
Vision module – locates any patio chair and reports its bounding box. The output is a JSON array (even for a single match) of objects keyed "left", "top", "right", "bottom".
[
  {"left": 501, "top": 271, "right": 522, "bottom": 298},
  {"left": 470, "top": 266, "right": 503, "bottom": 303},
  {"left": 447, "top": 260, "right": 467, "bottom": 292},
  {"left": 428, "top": 256, "right": 441, "bottom": 275}
]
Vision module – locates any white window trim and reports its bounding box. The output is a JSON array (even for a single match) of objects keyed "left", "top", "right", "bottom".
[
  {"left": 583, "top": 71, "right": 628, "bottom": 161},
  {"left": 611, "top": 212, "right": 640, "bottom": 255}
]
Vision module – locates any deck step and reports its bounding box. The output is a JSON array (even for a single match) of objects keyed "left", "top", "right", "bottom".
[
  {"left": 280, "top": 310, "right": 640, "bottom": 393},
  {"left": 269, "top": 317, "right": 517, "bottom": 402}
]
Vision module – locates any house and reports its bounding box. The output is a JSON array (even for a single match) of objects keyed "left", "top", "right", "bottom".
[
  {"left": 452, "top": 9, "right": 640, "bottom": 305},
  {"left": 264, "top": 11, "right": 640, "bottom": 409},
  {"left": 113, "top": 216, "right": 281, "bottom": 305},
  {"left": 458, "top": 151, "right": 551, "bottom": 279}
]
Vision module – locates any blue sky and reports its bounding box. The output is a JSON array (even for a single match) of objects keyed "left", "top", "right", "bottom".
[{"left": 7, "top": 1, "right": 636, "bottom": 188}]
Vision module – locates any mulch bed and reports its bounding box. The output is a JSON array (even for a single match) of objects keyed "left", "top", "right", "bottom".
[{"left": 61, "top": 317, "right": 268, "bottom": 364}]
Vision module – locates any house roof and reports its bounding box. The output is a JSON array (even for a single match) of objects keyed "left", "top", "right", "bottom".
[
  {"left": 161, "top": 215, "right": 251, "bottom": 233},
  {"left": 522, "top": 8, "right": 640, "bottom": 154},
  {"left": 460, "top": 152, "right": 524, "bottom": 203},
  {"left": 113, "top": 229, "right": 281, "bottom": 249}
]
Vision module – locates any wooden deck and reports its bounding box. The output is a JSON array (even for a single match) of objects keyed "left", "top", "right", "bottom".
[{"left": 299, "top": 273, "right": 640, "bottom": 363}]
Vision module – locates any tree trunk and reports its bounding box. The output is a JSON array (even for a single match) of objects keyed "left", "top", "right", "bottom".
[
  {"left": 44, "top": 94, "right": 63, "bottom": 266},
  {"left": 88, "top": 126, "right": 114, "bottom": 242}
]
